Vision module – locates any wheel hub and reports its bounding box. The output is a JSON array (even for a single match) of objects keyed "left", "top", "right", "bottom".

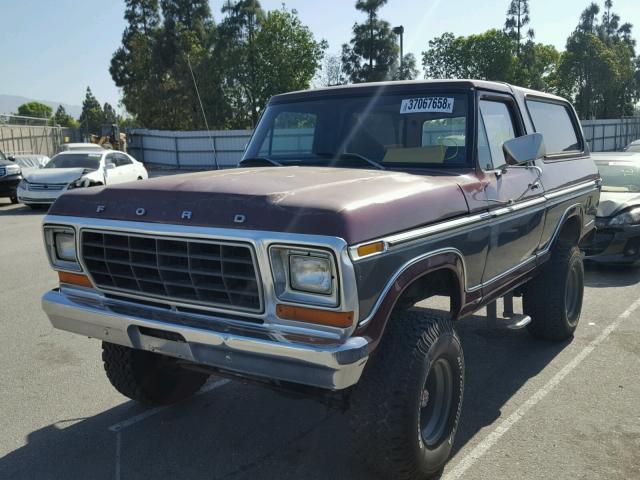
[
  {"left": 419, "top": 358, "right": 454, "bottom": 447},
  {"left": 420, "top": 389, "right": 430, "bottom": 408}
]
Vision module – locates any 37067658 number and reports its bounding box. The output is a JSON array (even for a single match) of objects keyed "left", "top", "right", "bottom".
[{"left": 400, "top": 97, "right": 454, "bottom": 114}]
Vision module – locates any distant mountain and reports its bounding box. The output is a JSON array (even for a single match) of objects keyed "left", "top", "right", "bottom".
[{"left": 0, "top": 94, "right": 82, "bottom": 119}]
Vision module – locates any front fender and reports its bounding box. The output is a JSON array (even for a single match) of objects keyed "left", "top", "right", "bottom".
[{"left": 354, "top": 249, "right": 473, "bottom": 353}]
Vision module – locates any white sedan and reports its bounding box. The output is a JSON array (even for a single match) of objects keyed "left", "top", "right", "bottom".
[{"left": 17, "top": 150, "right": 148, "bottom": 208}]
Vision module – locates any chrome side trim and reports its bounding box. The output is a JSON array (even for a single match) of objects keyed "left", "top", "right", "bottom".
[
  {"left": 536, "top": 202, "right": 583, "bottom": 254},
  {"left": 544, "top": 180, "right": 598, "bottom": 200},
  {"left": 358, "top": 248, "right": 468, "bottom": 327},
  {"left": 350, "top": 179, "right": 598, "bottom": 262},
  {"left": 358, "top": 195, "right": 595, "bottom": 327}
]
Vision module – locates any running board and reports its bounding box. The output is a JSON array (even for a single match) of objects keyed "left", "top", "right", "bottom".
[{"left": 486, "top": 293, "right": 532, "bottom": 331}]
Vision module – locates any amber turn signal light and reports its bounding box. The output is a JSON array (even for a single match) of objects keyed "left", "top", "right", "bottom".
[
  {"left": 58, "top": 271, "right": 93, "bottom": 288},
  {"left": 357, "top": 241, "right": 386, "bottom": 258},
  {"left": 276, "top": 304, "right": 354, "bottom": 328}
]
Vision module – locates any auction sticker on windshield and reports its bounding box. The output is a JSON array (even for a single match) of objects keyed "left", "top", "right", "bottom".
[{"left": 400, "top": 97, "right": 454, "bottom": 114}]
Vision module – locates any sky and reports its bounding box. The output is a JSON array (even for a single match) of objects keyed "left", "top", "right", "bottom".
[{"left": 1, "top": 0, "right": 639, "bottom": 114}]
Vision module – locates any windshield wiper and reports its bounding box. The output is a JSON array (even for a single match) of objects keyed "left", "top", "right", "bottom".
[
  {"left": 340, "top": 152, "right": 386, "bottom": 170},
  {"left": 238, "top": 157, "right": 282, "bottom": 168},
  {"left": 315, "top": 152, "right": 386, "bottom": 170}
]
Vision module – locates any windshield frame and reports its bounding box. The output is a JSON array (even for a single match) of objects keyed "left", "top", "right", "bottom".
[
  {"left": 244, "top": 88, "right": 476, "bottom": 170},
  {"left": 45, "top": 152, "right": 103, "bottom": 170}
]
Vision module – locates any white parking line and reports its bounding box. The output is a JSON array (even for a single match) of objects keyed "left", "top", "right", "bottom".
[
  {"left": 443, "top": 297, "right": 640, "bottom": 480},
  {"left": 108, "top": 378, "right": 230, "bottom": 432}
]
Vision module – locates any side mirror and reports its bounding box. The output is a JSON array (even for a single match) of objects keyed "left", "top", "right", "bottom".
[
  {"left": 503, "top": 133, "right": 546, "bottom": 166},
  {"left": 8, "top": 155, "right": 15, "bottom": 161},
  {"left": 105, "top": 162, "right": 116, "bottom": 170}
]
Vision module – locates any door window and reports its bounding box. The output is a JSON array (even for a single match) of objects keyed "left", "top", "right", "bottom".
[
  {"left": 105, "top": 153, "right": 117, "bottom": 167},
  {"left": 115, "top": 153, "right": 132, "bottom": 167},
  {"left": 478, "top": 100, "right": 516, "bottom": 169}
]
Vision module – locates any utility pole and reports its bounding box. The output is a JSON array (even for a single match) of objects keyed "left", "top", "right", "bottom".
[{"left": 393, "top": 25, "right": 404, "bottom": 75}]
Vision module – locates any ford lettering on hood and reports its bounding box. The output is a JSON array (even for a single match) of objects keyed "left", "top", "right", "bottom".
[{"left": 48, "top": 166, "right": 469, "bottom": 244}]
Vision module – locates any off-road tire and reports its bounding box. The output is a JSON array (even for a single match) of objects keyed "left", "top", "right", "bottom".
[
  {"left": 102, "top": 342, "right": 209, "bottom": 406},
  {"left": 10, "top": 195, "right": 19, "bottom": 204},
  {"left": 350, "top": 310, "right": 464, "bottom": 480},
  {"left": 523, "top": 240, "right": 584, "bottom": 341}
]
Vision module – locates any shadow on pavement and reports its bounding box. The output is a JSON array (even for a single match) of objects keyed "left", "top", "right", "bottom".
[
  {"left": 0, "top": 305, "right": 575, "bottom": 480},
  {"left": 0, "top": 203, "right": 47, "bottom": 216},
  {"left": 584, "top": 262, "right": 640, "bottom": 287}
]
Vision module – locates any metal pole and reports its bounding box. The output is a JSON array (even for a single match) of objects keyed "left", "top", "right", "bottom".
[
  {"left": 400, "top": 32, "right": 404, "bottom": 71},
  {"left": 174, "top": 136, "right": 180, "bottom": 169}
]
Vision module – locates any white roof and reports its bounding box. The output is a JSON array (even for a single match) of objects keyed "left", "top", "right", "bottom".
[{"left": 61, "top": 143, "right": 104, "bottom": 151}]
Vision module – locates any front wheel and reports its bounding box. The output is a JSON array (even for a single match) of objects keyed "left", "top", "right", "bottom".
[
  {"left": 350, "top": 310, "right": 464, "bottom": 480},
  {"left": 523, "top": 240, "right": 584, "bottom": 341},
  {"left": 102, "top": 342, "right": 209, "bottom": 406},
  {"left": 10, "top": 195, "right": 19, "bottom": 204}
]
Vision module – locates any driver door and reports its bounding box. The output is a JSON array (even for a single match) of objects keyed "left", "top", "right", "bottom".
[{"left": 479, "top": 94, "right": 546, "bottom": 287}]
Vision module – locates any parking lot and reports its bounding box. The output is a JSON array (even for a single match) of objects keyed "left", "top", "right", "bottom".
[{"left": 1, "top": 199, "right": 639, "bottom": 480}]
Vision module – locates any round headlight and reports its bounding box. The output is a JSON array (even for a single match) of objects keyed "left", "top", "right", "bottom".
[{"left": 289, "top": 254, "right": 332, "bottom": 294}]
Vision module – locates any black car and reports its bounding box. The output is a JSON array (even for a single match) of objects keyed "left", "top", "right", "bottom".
[
  {"left": 0, "top": 149, "right": 22, "bottom": 204},
  {"left": 585, "top": 152, "right": 640, "bottom": 264}
]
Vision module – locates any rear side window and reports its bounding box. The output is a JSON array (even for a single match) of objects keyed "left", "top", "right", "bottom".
[{"left": 526, "top": 100, "right": 581, "bottom": 155}]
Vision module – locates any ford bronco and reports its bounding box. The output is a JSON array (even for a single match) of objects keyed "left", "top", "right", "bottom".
[{"left": 41, "top": 80, "right": 600, "bottom": 479}]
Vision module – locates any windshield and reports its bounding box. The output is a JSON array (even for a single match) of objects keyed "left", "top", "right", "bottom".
[
  {"left": 45, "top": 153, "right": 102, "bottom": 170},
  {"left": 0, "top": 150, "right": 6, "bottom": 161},
  {"left": 244, "top": 92, "right": 470, "bottom": 169},
  {"left": 597, "top": 160, "right": 640, "bottom": 192}
]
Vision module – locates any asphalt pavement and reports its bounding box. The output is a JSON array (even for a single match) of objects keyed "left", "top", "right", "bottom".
[{"left": 1, "top": 199, "right": 639, "bottom": 479}]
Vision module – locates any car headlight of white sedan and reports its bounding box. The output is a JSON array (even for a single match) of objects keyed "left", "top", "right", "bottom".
[{"left": 609, "top": 207, "right": 640, "bottom": 226}]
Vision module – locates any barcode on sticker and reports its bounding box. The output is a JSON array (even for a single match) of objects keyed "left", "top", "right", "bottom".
[{"left": 400, "top": 97, "right": 454, "bottom": 114}]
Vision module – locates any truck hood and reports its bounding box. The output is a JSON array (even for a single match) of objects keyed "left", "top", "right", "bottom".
[
  {"left": 48, "top": 167, "right": 469, "bottom": 244},
  {"left": 598, "top": 191, "right": 640, "bottom": 217},
  {"left": 23, "top": 168, "right": 97, "bottom": 184}
]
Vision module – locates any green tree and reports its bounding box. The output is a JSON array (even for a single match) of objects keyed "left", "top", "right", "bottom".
[
  {"left": 103, "top": 103, "right": 118, "bottom": 124},
  {"left": 555, "top": 1, "right": 639, "bottom": 118},
  {"left": 110, "top": 0, "right": 162, "bottom": 127},
  {"left": 518, "top": 41, "right": 560, "bottom": 91},
  {"left": 79, "top": 87, "right": 104, "bottom": 135},
  {"left": 422, "top": 30, "right": 516, "bottom": 82},
  {"left": 17, "top": 101, "right": 52, "bottom": 120},
  {"left": 315, "top": 53, "right": 347, "bottom": 87},
  {"left": 505, "top": 0, "right": 534, "bottom": 58},
  {"left": 393, "top": 53, "right": 418, "bottom": 80},
  {"left": 252, "top": 9, "right": 326, "bottom": 119},
  {"left": 218, "top": 0, "right": 267, "bottom": 127},
  {"left": 341, "top": 0, "right": 399, "bottom": 83},
  {"left": 53, "top": 105, "right": 79, "bottom": 128},
  {"left": 218, "top": 3, "right": 325, "bottom": 127}
]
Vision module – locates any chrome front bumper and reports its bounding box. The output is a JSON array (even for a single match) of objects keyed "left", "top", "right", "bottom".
[{"left": 42, "top": 288, "right": 370, "bottom": 390}]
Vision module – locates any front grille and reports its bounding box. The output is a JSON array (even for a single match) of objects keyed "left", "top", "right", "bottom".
[
  {"left": 28, "top": 183, "right": 67, "bottom": 191},
  {"left": 81, "top": 231, "right": 262, "bottom": 313},
  {"left": 0, "top": 167, "right": 5, "bottom": 177}
]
